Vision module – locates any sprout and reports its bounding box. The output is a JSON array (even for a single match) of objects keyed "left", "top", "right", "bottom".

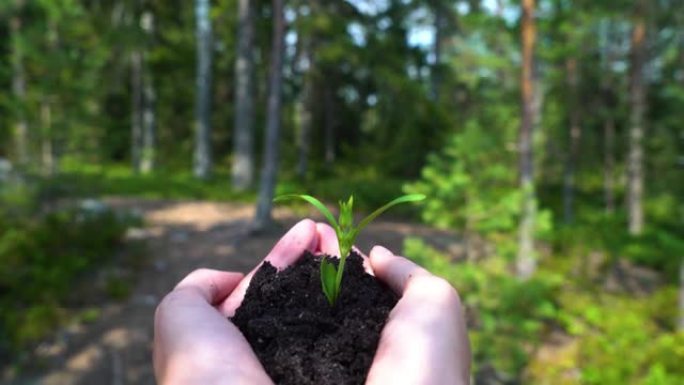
[{"left": 274, "top": 194, "right": 426, "bottom": 305}]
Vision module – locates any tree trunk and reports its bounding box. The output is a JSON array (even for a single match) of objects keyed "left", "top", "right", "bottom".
[
  {"left": 10, "top": 0, "right": 28, "bottom": 167},
  {"left": 40, "top": 100, "right": 55, "bottom": 176},
  {"left": 253, "top": 0, "right": 285, "bottom": 230},
  {"left": 517, "top": 0, "right": 537, "bottom": 279},
  {"left": 602, "top": 24, "right": 617, "bottom": 215},
  {"left": 296, "top": 54, "right": 313, "bottom": 178},
  {"left": 603, "top": 117, "right": 616, "bottom": 213},
  {"left": 140, "top": 10, "right": 156, "bottom": 174},
  {"left": 324, "top": 87, "right": 335, "bottom": 167},
  {"left": 232, "top": 0, "right": 255, "bottom": 190},
  {"left": 627, "top": 7, "right": 646, "bottom": 235},
  {"left": 194, "top": 0, "right": 213, "bottom": 179},
  {"left": 131, "top": 49, "right": 143, "bottom": 172},
  {"left": 431, "top": 4, "right": 445, "bottom": 100},
  {"left": 563, "top": 57, "right": 581, "bottom": 224}
]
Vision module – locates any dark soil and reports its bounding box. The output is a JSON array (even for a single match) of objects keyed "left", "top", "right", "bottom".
[{"left": 231, "top": 251, "right": 399, "bottom": 385}]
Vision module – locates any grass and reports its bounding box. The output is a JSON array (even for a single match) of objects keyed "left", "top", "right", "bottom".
[
  {"left": 39, "top": 161, "right": 420, "bottom": 220},
  {"left": 40, "top": 161, "right": 255, "bottom": 202}
]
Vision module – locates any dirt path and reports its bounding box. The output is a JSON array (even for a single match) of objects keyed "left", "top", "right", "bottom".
[{"left": 5, "top": 198, "right": 457, "bottom": 385}]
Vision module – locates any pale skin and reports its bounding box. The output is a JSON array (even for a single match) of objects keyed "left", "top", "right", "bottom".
[{"left": 153, "top": 219, "right": 471, "bottom": 385}]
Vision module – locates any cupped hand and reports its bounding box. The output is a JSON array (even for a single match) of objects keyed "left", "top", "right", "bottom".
[
  {"left": 315, "top": 224, "right": 471, "bottom": 385},
  {"left": 154, "top": 220, "right": 470, "bottom": 385},
  {"left": 153, "top": 219, "right": 320, "bottom": 385}
]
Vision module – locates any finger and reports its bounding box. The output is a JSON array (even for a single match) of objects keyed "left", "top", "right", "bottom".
[
  {"left": 367, "top": 274, "right": 470, "bottom": 385},
  {"left": 220, "top": 218, "right": 318, "bottom": 316},
  {"left": 154, "top": 282, "right": 273, "bottom": 384},
  {"left": 174, "top": 269, "right": 244, "bottom": 305},
  {"left": 369, "top": 245, "right": 430, "bottom": 295},
  {"left": 316, "top": 222, "right": 340, "bottom": 257}
]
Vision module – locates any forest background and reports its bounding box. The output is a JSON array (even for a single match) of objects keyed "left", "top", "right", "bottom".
[{"left": 0, "top": 0, "right": 683, "bottom": 383}]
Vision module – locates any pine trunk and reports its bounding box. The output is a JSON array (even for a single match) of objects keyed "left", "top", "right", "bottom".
[
  {"left": 517, "top": 0, "right": 537, "bottom": 279},
  {"left": 563, "top": 57, "right": 580, "bottom": 224},
  {"left": 627, "top": 8, "right": 646, "bottom": 235},
  {"left": 10, "top": 0, "right": 28, "bottom": 167},
  {"left": 194, "top": 0, "right": 213, "bottom": 179},
  {"left": 232, "top": 0, "right": 255, "bottom": 190},
  {"left": 253, "top": 0, "right": 285, "bottom": 230}
]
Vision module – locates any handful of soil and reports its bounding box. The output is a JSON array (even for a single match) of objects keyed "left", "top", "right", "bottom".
[{"left": 231, "top": 251, "right": 398, "bottom": 385}]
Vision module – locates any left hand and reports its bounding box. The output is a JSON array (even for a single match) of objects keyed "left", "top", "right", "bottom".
[{"left": 153, "top": 219, "right": 322, "bottom": 385}]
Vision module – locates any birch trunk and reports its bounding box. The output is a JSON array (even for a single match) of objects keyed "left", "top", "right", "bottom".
[
  {"left": 297, "top": 60, "right": 313, "bottom": 178},
  {"left": 141, "top": 11, "right": 156, "bottom": 174},
  {"left": 232, "top": 0, "right": 255, "bottom": 190},
  {"left": 627, "top": 7, "right": 646, "bottom": 235},
  {"left": 194, "top": 0, "right": 213, "bottom": 179},
  {"left": 41, "top": 100, "right": 55, "bottom": 176},
  {"left": 253, "top": 0, "right": 285, "bottom": 230},
  {"left": 10, "top": 0, "right": 28, "bottom": 167},
  {"left": 324, "top": 87, "right": 335, "bottom": 167}
]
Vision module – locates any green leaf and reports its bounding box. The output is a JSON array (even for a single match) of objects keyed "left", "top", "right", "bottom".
[
  {"left": 338, "top": 195, "right": 354, "bottom": 230},
  {"left": 356, "top": 194, "right": 426, "bottom": 233},
  {"left": 320, "top": 258, "right": 339, "bottom": 305},
  {"left": 274, "top": 194, "right": 339, "bottom": 230}
]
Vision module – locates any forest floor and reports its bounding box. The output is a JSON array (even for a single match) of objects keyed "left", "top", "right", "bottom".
[{"left": 6, "top": 198, "right": 457, "bottom": 385}]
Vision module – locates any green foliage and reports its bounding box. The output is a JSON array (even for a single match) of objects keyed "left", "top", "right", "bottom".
[
  {"left": 405, "top": 123, "right": 553, "bottom": 259},
  {"left": 275, "top": 193, "right": 425, "bottom": 305},
  {"left": 0, "top": 196, "right": 132, "bottom": 355},
  {"left": 404, "top": 238, "right": 684, "bottom": 384},
  {"left": 404, "top": 237, "right": 561, "bottom": 377},
  {"left": 41, "top": 161, "right": 254, "bottom": 202}
]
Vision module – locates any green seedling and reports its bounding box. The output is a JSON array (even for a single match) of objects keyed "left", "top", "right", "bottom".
[{"left": 274, "top": 193, "right": 426, "bottom": 305}]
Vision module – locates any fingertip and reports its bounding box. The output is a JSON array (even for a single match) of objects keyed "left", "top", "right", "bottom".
[
  {"left": 370, "top": 245, "right": 394, "bottom": 260},
  {"left": 266, "top": 218, "right": 318, "bottom": 269},
  {"left": 316, "top": 222, "right": 340, "bottom": 256},
  {"left": 369, "top": 246, "right": 427, "bottom": 295}
]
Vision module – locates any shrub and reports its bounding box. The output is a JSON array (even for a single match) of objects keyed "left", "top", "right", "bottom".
[{"left": 0, "top": 200, "right": 131, "bottom": 356}]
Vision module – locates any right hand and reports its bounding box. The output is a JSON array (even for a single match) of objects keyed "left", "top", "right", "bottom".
[{"left": 316, "top": 224, "right": 471, "bottom": 385}]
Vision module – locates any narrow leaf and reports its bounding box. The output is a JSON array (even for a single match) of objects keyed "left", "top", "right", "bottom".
[
  {"left": 320, "top": 258, "right": 339, "bottom": 305},
  {"left": 274, "top": 194, "right": 339, "bottom": 230},
  {"left": 356, "top": 194, "right": 426, "bottom": 233}
]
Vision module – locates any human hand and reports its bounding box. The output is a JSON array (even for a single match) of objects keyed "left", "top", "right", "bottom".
[
  {"left": 365, "top": 245, "right": 471, "bottom": 385},
  {"left": 153, "top": 219, "right": 320, "bottom": 385},
  {"left": 315, "top": 224, "right": 471, "bottom": 385}
]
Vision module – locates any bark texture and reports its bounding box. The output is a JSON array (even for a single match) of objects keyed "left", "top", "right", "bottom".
[{"left": 254, "top": 0, "right": 285, "bottom": 230}]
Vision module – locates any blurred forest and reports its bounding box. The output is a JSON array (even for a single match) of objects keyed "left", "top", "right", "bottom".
[{"left": 1, "top": 0, "right": 683, "bottom": 383}]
